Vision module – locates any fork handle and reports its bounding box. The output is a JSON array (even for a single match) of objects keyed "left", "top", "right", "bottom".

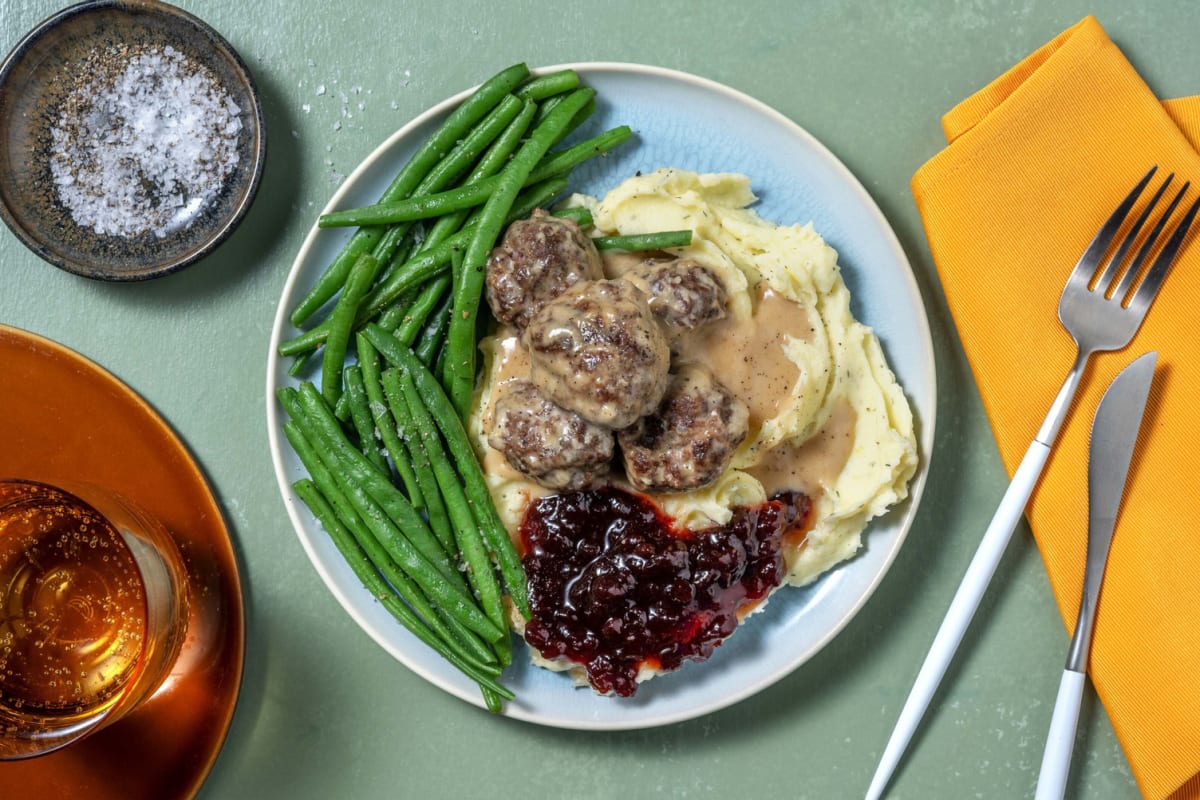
[
  {"left": 865, "top": 438, "right": 1051, "bottom": 800},
  {"left": 1035, "top": 669, "right": 1086, "bottom": 800}
]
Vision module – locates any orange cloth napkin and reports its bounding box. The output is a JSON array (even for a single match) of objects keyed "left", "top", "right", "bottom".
[{"left": 912, "top": 16, "right": 1200, "bottom": 800}]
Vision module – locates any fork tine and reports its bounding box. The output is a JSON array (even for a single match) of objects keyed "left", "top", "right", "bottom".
[
  {"left": 1128, "top": 190, "right": 1200, "bottom": 316},
  {"left": 1115, "top": 180, "right": 1189, "bottom": 301},
  {"left": 1064, "top": 166, "right": 1158, "bottom": 292},
  {"left": 1094, "top": 174, "right": 1173, "bottom": 293}
]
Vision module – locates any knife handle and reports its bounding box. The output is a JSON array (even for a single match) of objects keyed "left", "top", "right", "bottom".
[
  {"left": 865, "top": 438, "right": 1051, "bottom": 800},
  {"left": 1035, "top": 669, "right": 1086, "bottom": 800}
]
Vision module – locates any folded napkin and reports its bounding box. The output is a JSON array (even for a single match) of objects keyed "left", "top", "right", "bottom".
[{"left": 912, "top": 16, "right": 1200, "bottom": 800}]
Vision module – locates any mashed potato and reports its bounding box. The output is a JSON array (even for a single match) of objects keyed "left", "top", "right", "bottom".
[{"left": 471, "top": 168, "right": 917, "bottom": 589}]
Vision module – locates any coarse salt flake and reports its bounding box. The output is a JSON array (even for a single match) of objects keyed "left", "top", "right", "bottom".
[{"left": 48, "top": 44, "right": 244, "bottom": 239}]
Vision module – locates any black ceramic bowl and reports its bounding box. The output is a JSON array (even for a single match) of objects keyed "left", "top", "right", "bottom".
[{"left": 0, "top": 1, "right": 266, "bottom": 280}]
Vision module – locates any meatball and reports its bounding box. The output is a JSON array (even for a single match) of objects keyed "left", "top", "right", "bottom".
[
  {"left": 523, "top": 279, "right": 671, "bottom": 429},
  {"left": 630, "top": 258, "right": 727, "bottom": 334},
  {"left": 485, "top": 208, "right": 603, "bottom": 332},
  {"left": 618, "top": 364, "right": 749, "bottom": 493},
  {"left": 488, "top": 380, "right": 614, "bottom": 491}
]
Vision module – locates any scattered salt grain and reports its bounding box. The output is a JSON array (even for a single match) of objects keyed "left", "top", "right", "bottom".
[{"left": 48, "top": 44, "right": 243, "bottom": 239}]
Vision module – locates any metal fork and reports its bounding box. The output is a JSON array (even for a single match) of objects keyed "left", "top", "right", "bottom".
[{"left": 866, "top": 165, "right": 1200, "bottom": 800}]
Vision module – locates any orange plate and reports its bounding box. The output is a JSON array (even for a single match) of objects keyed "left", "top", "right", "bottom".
[{"left": 0, "top": 324, "right": 244, "bottom": 799}]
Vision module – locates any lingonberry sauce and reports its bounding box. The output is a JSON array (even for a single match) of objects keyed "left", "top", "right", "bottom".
[{"left": 520, "top": 486, "right": 810, "bottom": 697}]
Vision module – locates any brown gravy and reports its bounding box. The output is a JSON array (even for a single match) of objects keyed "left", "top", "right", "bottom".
[
  {"left": 673, "top": 284, "right": 812, "bottom": 426},
  {"left": 746, "top": 400, "right": 856, "bottom": 497},
  {"left": 479, "top": 332, "right": 530, "bottom": 483}
]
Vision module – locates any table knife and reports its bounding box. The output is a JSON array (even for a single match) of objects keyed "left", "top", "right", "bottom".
[{"left": 1034, "top": 351, "right": 1157, "bottom": 800}]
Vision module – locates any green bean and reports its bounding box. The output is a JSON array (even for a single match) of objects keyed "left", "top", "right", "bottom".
[
  {"left": 387, "top": 368, "right": 505, "bottom": 633},
  {"left": 433, "top": 330, "right": 448, "bottom": 384},
  {"left": 291, "top": 480, "right": 511, "bottom": 698},
  {"left": 387, "top": 273, "right": 451, "bottom": 343},
  {"left": 298, "top": 379, "right": 496, "bottom": 671},
  {"left": 532, "top": 94, "right": 562, "bottom": 125},
  {"left": 367, "top": 167, "right": 564, "bottom": 335},
  {"left": 361, "top": 334, "right": 454, "bottom": 555},
  {"left": 284, "top": 422, "right": 503, "bottom": 681},
  {"left": 288, "top": 383, "right": 439, "bottom": 566},
  {"left": 446, "top": 87, "right": 597, "bottom": 416},
  {"left": 290, "top": 63, "right": 529, "bottom": 327},
  {"left": 321, "top": 252, "right": 379, "bottom": 408},
  {"left": 379, "top": 274, "right": 446, "bottom": 339},
  {"left": 370, "top": 231, "right": 419, "bottom": 300},
  {"left": 414, "top": 283, "right": 453, "bottom": 366},
  {"left": 287, "top": 350, "right": 314, "bottom": 378},
  {"left": 342, "top": 365, "right": 389, "bottom": 476},
  {"left": 374, "top": 283, "right": 419, "bottom": 336},
  {"left": 279, "top": 254, "right": 451, "bottom": 357},
  {"left": 463, "top": 99, "right": 539, "bottom": 188},
  {"left": 360, "top": 252, "right": 456, "bottom": 328},
  {"left": 492, "top": 613, "right": 512, "bottom": 668},
  {"left": 355, "top": 335, "right": 424, "bottom": 509},
  {"left": 389, "top": 366, "right": 510, "bottom": 673},
  {"left": 290, "top": 383, "right": 503, "bottom": 641},
  {"left": 333, "top": 390, "right": 350, "bottom": 423},
  {"left": 414, "top": 94, "right": 524, "bottom": 201},
  {"left": 402, "top": 98, "right": 537, "bottom": 267},
  {"left": 552, "top": 206, "right": 592, "bottom": 226},
  {"left": 515, "top": 69, "right": 579, "bottom": 100},
  {"left": 503, "top": 176, "right": 572, "bottom": 231},
  {"left": 316, "top": 185, "right": 479, "bottom": 228},
  {"left": 359, "top": 174, "right": 583, "bottom": 328},
  {"left": 317, "top": 122, "right": 630, "bottom": 229},
  {"left": 556, "top": 97, "right": 597, "bottom": 146},
  {"left": 593, "top": 230, "right": 693, "bottom": 251},
  {"left": 309, "top": 440, "right": 499, "bottom": 648},
  {"left": 288, "top": 117, "right": 623, "bottom": 367},
  {"left": 359, "top": 94, "right": 526, "bottom": 279},
  {"left": 277, "top": 175, "right": 571, "bottom": 360},
  {"left": 376, "top": 294, "right": 412, "bottom": 334},
  {"left": 298, "top": 382, "right": 459, "bottom": 587},
  {"left": 304, "top": 93, "right": 523, "bottom": 352},
  {"left": 362, "top": 325, "right": 529, "bottom": 618},
  {"left": 482, "top": 688, "right": 503, "bottom": 713}
]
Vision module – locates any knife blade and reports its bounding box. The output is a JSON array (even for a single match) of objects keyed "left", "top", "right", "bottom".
[{"left": 1035, "top": 350, "right": 1157, "bottom": 800}]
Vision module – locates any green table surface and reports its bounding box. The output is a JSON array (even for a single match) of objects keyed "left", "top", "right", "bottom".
[{"left": 4, "top": 1, "right": 1197, "bottom": 798}]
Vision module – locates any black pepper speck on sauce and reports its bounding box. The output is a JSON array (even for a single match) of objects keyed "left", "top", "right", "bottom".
[{"left": 520, "top": 486, "right": 808, "bottom": 697}]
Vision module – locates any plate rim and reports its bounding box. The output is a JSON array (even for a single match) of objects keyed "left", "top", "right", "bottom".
[{"left": 266, "top": 61, "right": 936, "bottom": 730}]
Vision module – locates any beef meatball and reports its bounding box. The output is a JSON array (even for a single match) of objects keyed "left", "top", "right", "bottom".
[
  {"left": 630, "top": 258, "right": 727, "bottom": 335},
  {"left": 485, "top": 208, "right": 603, "bottom": 332},
  {"left": 618, "top": 364, "right": 749, "bottom": 493},
  {"left": 523, "top": 279, "right": 670, "bottom": 429},
  {"left": 487, "top": 380, "right": 613, "bottom": 491}
]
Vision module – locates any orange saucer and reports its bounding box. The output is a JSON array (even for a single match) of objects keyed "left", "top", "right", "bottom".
[{"left": 0, "top": 324, "right": 245, "bottom": 799}]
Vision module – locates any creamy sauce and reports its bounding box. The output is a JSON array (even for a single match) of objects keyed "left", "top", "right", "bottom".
[
  {"left": 673, "top": 285, "right": 811, "bottom": 426},
  {"left": 746, "top": 400, "right": 857, "bottom": 497},
  {"left": 480, "top": 332, "right": 533, "bottom": 484},
  {"left": 490, "top": 332, "right": 530, "bottom": 393},
  {"left": 601, "top": 250, "right": 660, "bottom": 279}
]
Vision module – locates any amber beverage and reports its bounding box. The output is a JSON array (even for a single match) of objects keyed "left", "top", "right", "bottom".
[{"left": 0, "top": 480, "right": 188, "bottom": 759}]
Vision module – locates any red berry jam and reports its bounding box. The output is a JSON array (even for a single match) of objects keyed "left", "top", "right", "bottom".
[{"left": 520, "top": 486, "right": 807, "bottom": 697}]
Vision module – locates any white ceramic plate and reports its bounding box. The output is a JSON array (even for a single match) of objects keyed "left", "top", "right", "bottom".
[{"left": 267, "top": 63, "right": 935, "bottom": 730}]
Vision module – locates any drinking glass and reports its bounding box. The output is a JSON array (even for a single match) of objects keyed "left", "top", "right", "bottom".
[{"left": 0, "top": 479, "right": 189, "bottom": 759}]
